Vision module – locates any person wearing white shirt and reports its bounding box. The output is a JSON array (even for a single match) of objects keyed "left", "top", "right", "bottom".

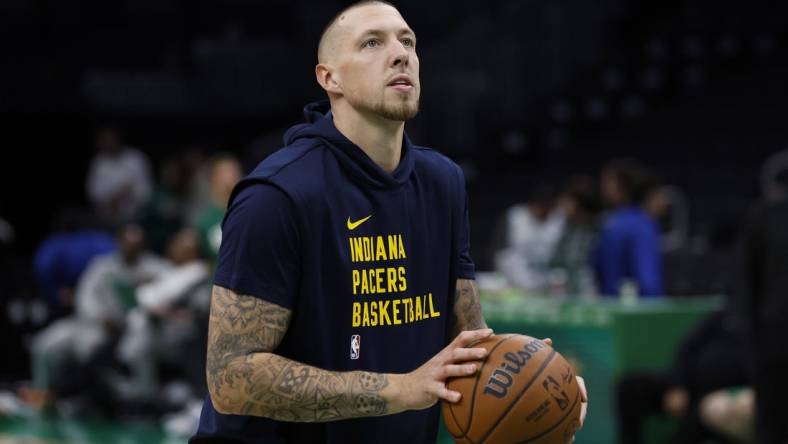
[{"left": 86, "top": 126, "right": 153, "bottom": 224}]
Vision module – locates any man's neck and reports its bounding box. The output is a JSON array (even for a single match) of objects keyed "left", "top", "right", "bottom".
[{"left": 331, "top": 102, "right": 404, "bottom": 173}]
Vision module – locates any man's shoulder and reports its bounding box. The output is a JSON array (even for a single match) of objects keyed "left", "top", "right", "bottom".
[
  {"left": 231, "top": 138, "right": 329, "bottom": 209},
  {"left": 411, "top": 145, "right": 466, "bottom": 194},
  {"left": 248, "top": 138, "right": 325, "bottom": 182},
  {"left": 412, "top": 145, "right": 460, "bottom": 173}
]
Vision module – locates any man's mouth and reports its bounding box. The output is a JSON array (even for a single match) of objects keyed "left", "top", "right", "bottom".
[{"left": 388, "top": 75, "right": 414, "bottom": 91}]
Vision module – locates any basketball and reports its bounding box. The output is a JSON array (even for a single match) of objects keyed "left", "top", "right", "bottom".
[{"left": 442, "top": 334, "right": 582, "bottom": 444}]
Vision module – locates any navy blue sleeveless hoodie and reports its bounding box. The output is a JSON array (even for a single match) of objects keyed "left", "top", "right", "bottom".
[{"left": 193, "top": 100, "right": 475, "bottom": 444}]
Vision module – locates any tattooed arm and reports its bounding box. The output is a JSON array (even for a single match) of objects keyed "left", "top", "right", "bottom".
[
  {"left": 451, "top": 278, "right": 487, "bottom": 337},
  {"left": 206, "top": 285, "right": 492, "bottom": 421},
  {"left": 207, "top": 284, "right": 393, "bottom": 421}
]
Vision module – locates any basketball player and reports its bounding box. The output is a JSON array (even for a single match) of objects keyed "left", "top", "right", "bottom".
[{"left": 191, "top": 2, "right": 586, "bottom": 443}]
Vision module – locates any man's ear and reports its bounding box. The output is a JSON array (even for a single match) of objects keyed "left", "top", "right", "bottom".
[{"left": 316, "top": 64, "right": 342, "bottom": 95}]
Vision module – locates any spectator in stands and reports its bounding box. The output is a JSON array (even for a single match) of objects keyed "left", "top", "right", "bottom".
[
  {"left": 643, "top": 184, "right": 691, "bottom": 254},
  {"left": 616, "top": 309, "right": 751, "bottom": 444},
  {"left": 33, "top": 208, "right": 115, "bottom": 315},
  {"left": 114, "top": 228, "right": 211, "bottom": 406},
  {"left": 494, "top": 181, "right": 565, "bottom": 293},
  {"left": 141, "top": 154, "right": 194, "bottom": 254},
  {"left": 642, "top": 184, "right": 670, "bottom": 230},
  {"left": 192, "top": 153, "right": 242, "bottom": 263},
  {"left": 549, "top": 175, "right": 600, "bottom": 297},
  {"left": 23, "top": 224, "right": 165, "bottom": 410},
  {"left": 595, "top": 158, "right": 664, "bottom": 297},
  {"left": 737, "top": 163, "right": 788, "bottom": 443},
  {"left": 86, "top": 126, "right": 153, "bottom": 225},
  {"left": 115, "top": 228, "right": 212, "bottom": 436}
]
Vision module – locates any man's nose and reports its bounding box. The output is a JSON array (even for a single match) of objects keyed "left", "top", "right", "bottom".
[{"left": 391, "top": 43, "right": 409, "bottom": 67}]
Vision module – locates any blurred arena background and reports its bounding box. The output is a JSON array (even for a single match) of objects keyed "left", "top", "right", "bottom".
[{"left": 0, "top": 0, "right": 786, "bottom": 443}]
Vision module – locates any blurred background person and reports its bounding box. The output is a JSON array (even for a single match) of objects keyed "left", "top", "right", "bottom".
[
  {"left": 616, "top": 308, "right": 751, "bottom": 444},
  {"left": 548, "top": 175, "right": 600, "bottom": 298},
  {"left": 33, "top": 208, "right": 115, "bottom": 317},
  {"left": 595, "top": 158, "right": 664, "bottom": 297},
  {"left": 86, "top": 126, "right": 153, "bottom": 226},
  {"left": 643, "top": 184, "right": 690, "bottom": 254},
  {"left": 736, "top": 155, "right": 788, "bottom": 444},
  {"left": 140, "top": 154, "right": 195, "bottom": 255},
  {"left": 115, "top": 228, "right": 211, "bottom": 436},
  {"left": 494, "top": 181, "right": 565, "bottom": 293},
  {"left": 192, "top": 153, "right": 242, "bottom": 264},
  {"left": 22, "top": 224, "right": 165, "bottom": 413}
]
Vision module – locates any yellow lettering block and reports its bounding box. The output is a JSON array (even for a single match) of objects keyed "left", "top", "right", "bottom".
[
  {"left": 374, "top": 268, "right": 384, "bottom": 293},
  {"left": 428, "top": 292, "right": 440, "bottom": 317},
  {"left": 379, "top": 300, "right": 391, "bottom": 325},
  {"left": 375, "top": 236, "right": 387, "bottom": 261},
  {"left": 370, "top": 301, "right": 378, "bottom": 326},
  {"left": 352, "top": 269, "right": 360, "bottom": 295},
  {"left": 352, "top": 302, "right": 361, "bottom": 327},
  {"left": 392, "top": 299, "right": 402, "bottom": 325},
  {"left": 362, "top": 302, "right": 370, "bottom": 327},
  {"left": 398, "top": 267, "right": 407, "bottom": 292},
  {"left": 386, "top": 268, "right": 398, "bottom": 292}
]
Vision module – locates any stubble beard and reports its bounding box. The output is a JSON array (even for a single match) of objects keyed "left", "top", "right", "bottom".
[
  {"left": 372, "top": 96, "right": 419, "bottom": 121},
  {"left": 348, "top": 89, "right": 420, "bottom": 122}
]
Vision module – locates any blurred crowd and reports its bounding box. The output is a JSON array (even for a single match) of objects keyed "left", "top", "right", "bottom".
[
  {"left": 3, "top": 126, "right": 243, "bottom": 437},
  {"left": 490, "top": 158, "right": 674, "bottom": 299},
  {"left": 487, "top": 150, "right": 788, "bottom": 444},
  {"left": 0, "top": 123, "right": 786, "bottom": 444}
]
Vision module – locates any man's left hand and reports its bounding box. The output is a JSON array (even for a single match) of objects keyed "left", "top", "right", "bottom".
[{"left": 543, "top": 338, "right": 588, "bottom": 442}]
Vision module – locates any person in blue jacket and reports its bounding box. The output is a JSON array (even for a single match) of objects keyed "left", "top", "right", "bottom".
[
  {"left": 191, "top": 2, "right": 586, "bottom": 443},
  {"left": 595, "top": 158, "right": 664, "bottom": 297}
]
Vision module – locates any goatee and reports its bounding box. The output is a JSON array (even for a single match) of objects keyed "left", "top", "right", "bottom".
[{"left": 373, "top": 99, "right": 419, "bottom": 121}]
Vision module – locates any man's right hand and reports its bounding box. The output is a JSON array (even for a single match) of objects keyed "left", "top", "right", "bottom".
[{"left": 389, "top": 328, "right": 493, "bottom": 412}]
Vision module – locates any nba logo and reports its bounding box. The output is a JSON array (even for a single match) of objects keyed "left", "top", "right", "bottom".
[{"left": 350, "top": 335, "right": 361, "bottom": 360}]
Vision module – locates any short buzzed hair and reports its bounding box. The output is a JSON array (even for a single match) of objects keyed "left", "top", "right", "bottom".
[{"left": 317, "top": 0, "right": 397, "bottom": 63}]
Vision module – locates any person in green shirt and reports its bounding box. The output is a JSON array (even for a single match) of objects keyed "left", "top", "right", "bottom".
[
  {"left": 141, "top": 155, "right": 193, "bottom": 254},
  {"left": 193, "top": 153, "right": 242, "bottom": 264}
]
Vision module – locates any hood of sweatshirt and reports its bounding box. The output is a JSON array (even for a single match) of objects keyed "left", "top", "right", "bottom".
[{"left": 283, "top": 100, "right": 415, "bottom": 190}]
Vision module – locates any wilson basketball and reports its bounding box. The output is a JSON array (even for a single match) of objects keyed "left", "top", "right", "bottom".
[{"left": 442, "top": 334, "right": 582, "bottom": 444}]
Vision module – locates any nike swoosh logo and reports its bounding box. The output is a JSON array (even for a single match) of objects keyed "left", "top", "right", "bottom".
[{"left": 347, "top": 215, "right": 372, "bottom": 230}]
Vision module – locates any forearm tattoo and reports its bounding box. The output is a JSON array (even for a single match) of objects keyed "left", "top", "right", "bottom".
[
  {"left": 206, "top": 285, "right": 389, "bottom": 421},
  {"left": 451, "top": 278, "right": 487, "bottom": 337}
]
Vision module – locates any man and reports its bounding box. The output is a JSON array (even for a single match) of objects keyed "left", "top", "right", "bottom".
[
  {"left": 616, "top": 309, "right": 750, "bottom": 444},
  {"left": 595, "top": 158, "right": 663, "bottom": 297},
  {"left": 116, "top": 228, "right": 212, "bottom": 405},
  {"left": 738, "top": 166, "right": 788, "bottom": 444},
  {"left": 192, "top": 2, "right": 586, "bottom": 443},
  {"left": 85, "top": 126, "right": 153, "bottom": 224},
  {"left": 494, "top": 181, "right": 566, "bottom": 293},
  {"left": 549, "top": 175, "right": 600, "bottom": 297},
  {"left": 192, "top": 153, "right": 243, "bottom": 264}
]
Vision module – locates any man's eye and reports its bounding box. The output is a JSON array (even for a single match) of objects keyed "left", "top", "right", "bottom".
[
  {"left": 363, "top": 39, "right": 379, "bottom": 48},
  {"left": 401, "top": 38, "right": 414, "bottom": 48}
]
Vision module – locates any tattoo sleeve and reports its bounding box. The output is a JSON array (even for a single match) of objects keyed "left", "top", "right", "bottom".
[
  {"left": 206, "top": 285, "right": 391, "bottom": 421},
  {"left": 451, "top": 278, "right": 487, "bottom": 337}
]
